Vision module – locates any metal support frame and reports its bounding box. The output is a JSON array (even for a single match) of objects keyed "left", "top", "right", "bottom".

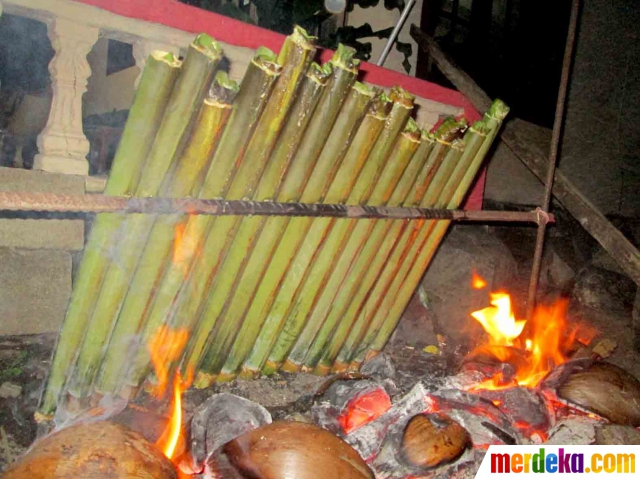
[
  {"left": 411, "top": 0, "right": 583, "bottom": 319},
  {"left": 377, "top": 0, "right": 417, "bottom": 67},
  {"left": 526, "top": 0, "right": 580, "bottom": 318},
  {"left": 0, "top": 191, "right": 552, "bottom": 224}
]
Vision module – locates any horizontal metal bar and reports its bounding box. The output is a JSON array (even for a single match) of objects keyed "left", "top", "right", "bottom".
[{"left": 0, "top": 191, "right": 552, "bottom": 224}]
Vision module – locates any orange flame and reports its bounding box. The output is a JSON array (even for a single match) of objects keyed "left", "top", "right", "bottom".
[
  {"left": 163, "top": 373, "right": 183, "bottom": 459},
  {"left": 172, "top": 221, "right": 200, "bottom": 275},
  {"left": 173, "top": 222, "right": 186, "bottom": 264},
  {"left": 471, "top": 271, "right": 488, "bottom": 290},
  {"left": 469, "top": 291, "right": 593, "bottom": 391},
  {"left": 148, "top": 326, "right": 189, "bottom": 398},
  {"left": 148, "top": 326, "right": 193, "bottom": 460},
  {"left": 471, "top": 293, "right": 526, "bottom": 347},
  {"left": 515, "top": 300, "right": 569, "bottom": 388}
]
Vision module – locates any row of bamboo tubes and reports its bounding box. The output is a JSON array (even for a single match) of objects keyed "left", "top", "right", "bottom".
[{"left": 38, "top": 28, "right": 508, "bottom": 418}]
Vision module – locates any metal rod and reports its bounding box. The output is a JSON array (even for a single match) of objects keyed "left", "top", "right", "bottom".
[
  {"left": 376, "top": 0, "right": 417, "bottom": 67},
  {"left": 526, "top": 0, "right": 580, "bottom": 319},
  {"left": 0, "top": 191, "right": 552, "bottom": 223}
]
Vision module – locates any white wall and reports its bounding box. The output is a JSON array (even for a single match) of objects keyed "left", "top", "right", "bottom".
[
  {"left": 84, "top": 37, "right": 138, "bottom": 117},
  {"left": 346, "top": 1, "right": 422, "bottom": 76}
]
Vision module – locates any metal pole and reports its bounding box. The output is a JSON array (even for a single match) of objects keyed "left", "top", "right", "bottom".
[
  {"left": 377, "top": 0, "right": 417, "bottom": 67},
  {"left": 526, "top": 0, "right": 580, "bottom": 318},
  {"left": 0, "top": 191, "right": 551, "bottom": 224}
]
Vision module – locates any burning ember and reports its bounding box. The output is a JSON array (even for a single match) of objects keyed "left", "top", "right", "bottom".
[
  {"left": 339, "top": 387, "right": 392, "bottom": 434},
  {"left": 467, "top": 275, "right": 593, "bottom": 391},
  {"left": 149, "top": 326, "right": 192, "bottom": 460}
]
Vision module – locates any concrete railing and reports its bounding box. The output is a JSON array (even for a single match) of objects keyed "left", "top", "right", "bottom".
[
  {"left": 2, "top": 0, "right": 466, "bottom": 184},
  {"left": 2, "top": 0, "right": 253, "bottom": 179}
]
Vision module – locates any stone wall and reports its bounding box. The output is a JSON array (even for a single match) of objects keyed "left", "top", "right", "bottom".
[
  {"left": 559, "top": 0, "right": 640, "bottom": 217},
  {"left": 484, "top": 120, "right": 547, "bottom": 206},
  {"left": 484, "top": 0, "right": 640, "bottom": 216},
  {"left": 84, "top": 36, "right": 138, "bottom": 117},
  {"left": 0, "top": 167, "right": 84, "bottom": 335}
]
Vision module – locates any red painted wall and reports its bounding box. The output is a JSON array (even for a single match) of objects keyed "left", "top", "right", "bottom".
[{"left": 74, "top": 0, "right": 486, "bottom": 209}]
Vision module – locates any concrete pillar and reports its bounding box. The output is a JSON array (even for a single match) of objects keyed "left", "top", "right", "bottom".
[{"left": 34, "top": 18, "right": 99, "bottom": 176}]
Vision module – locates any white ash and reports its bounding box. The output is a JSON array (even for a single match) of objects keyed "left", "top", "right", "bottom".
[{"left": 545, "top": 416, "right": 598, "bottom": 445}]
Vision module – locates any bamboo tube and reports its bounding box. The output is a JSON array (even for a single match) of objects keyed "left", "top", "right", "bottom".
[
  {"left": 94, "top": 72, "right": 239, "bottom": 396},
  {"left": 104, "top": 52, "right": 182, "bottom": 197},
  {"left": 260, "top": 88, "right": 415, "bottom": 377},
  {"left": 65, "top": 36, "right": 223, "bottom": 399},
  {"left": 284, "top": 119, "right": 422, "bottom": 372},
  {"left": 333, "top": 119, "right": 469, "bottom": 370},
  {"left": 227, "top": 97, "right": 407, "bottom": 379},
  {"left": 164, "top": 70, "right": 333, "bottom": 352},
  {"left": 108, "top": 52, "right": 280, "bottom": 393},
  {"left": 38, "top": 51, "right": 182, "bottom": 417},
  {"left": 311, "top": 130, "right": 436, "bottom": 374},
  {"left": 348, "top": 134, "right": 476, "bottom": 366},
  {"left": 366, "top": 101, "right": 510, "bottom": 357},
  {"left": 165, "top": 63, "right": 332, "bottom": 341},
  {"left": 136, "top": 28, "right": 315, "bottom": 388},
  {"left": 181, "top": 47, "right": 358, "bottom": 384},
  {"left": 135, "top": 35, "right": 224, "bottom": 196},
  {"left": 254, "top": 62, "right": 333, "bottom": 200},
  {"left": 193, "top": 81, "right": 378, "bottom": 387},
  {"left": 161, "top": 63, "right": 331, "bottom": 379},
  {"left": 121, "top": 48, "right": 283, "bottom": 390},
  {"left": 361, "top": 120, "right": 498, "bottom": 359},
  {"left": 176, "top": 46, "right": 358, "bottom": 382},
  {"left": 330, "top": 134, "right": 441, "bottom": 373},
  {"left": 327, "top": 129, "right": 488, "bottom": 374},
  {"left": 348, "top": 132, "right": 488, "bottom": 368}
]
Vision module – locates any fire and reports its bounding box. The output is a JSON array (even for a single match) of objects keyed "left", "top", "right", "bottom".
[
  {"left": 148, "top": 326, "right": 193, "bottom": 460},
  {"left": 471, "top": 293, "right": 526, "bottom": 347},
  {"left": 515, "top": 300, "right": 569, "bottom": 388},
  {"left": 148, "top": 326, "right": 189, "bottom": 398},
  {"left": 471, "top": 270, "right": 487, "bottom": 289},
  {"left": 468, "top": 275, "right": 592, "bottom": 391},
  {"left": 163, "top": 373, "right": 184, "bottom": 459},
  {"left": 173, "top": 221, "right": 200, "bottom": 275}
]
